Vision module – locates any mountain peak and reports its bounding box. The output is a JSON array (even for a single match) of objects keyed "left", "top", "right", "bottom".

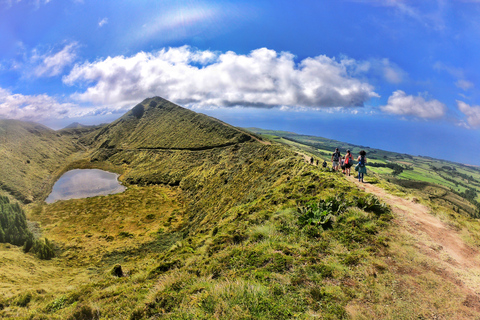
[{"left": 92, "top": 97, "right": 253, "bottom": 150}]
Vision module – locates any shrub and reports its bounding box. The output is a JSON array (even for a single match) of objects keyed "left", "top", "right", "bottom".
[
  {"left": 355, "top": 194, "right": 391, "bottom": 216},
  {"left": 297, "top": 196, "right": 349, "bottom": 229},
  {"left": 32, "top": 238, "right": 55, "bottom": 260}
]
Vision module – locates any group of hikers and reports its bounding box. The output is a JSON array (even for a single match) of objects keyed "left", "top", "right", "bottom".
[{"left": 311, "top": 148, "right": 367, "bottom": 182}]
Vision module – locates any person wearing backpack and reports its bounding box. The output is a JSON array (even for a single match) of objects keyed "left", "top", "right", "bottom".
[
  {"left": 344, "top": 150, "right": 353, "bottom": 176},
  {"left": 331, "top": 148, "right": 341, "bottom": 171},
  {"left": 357, "top": 150, "right": 367, "bottom": 182}
]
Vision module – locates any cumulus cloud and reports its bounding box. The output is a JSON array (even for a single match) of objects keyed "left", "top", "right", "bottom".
[
  {"left": 380, "top": 90, "right": 446, "bottom": 119},
  {"left": 0, "top": 87, "right": 98, "bottom": 121},
  {"left": 457, "top": 100, "right": 480, "bottom": 128},
  {"left": 63, "top": 46, "right": 378, "bottom": 110},
  {"left": 33, "top": 42, "right": 78, "bottom": 77}
]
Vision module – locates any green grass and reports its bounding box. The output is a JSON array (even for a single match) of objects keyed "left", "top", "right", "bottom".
[{"left": 2, "top": 99, "right": 480, "bottom": 319}]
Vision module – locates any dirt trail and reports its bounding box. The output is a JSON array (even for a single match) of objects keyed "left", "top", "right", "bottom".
[{"left": 348, "top": 176, "right": 480, "bottom": 294}]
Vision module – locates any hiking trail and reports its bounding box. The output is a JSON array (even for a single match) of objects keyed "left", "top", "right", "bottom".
[{"left": 348, "top": 175, "right": 480, "bottom": 299}]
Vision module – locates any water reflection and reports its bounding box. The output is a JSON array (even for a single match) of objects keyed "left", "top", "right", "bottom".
[{"left": 46, "top": 169, "right": 126, "bottom": 203}]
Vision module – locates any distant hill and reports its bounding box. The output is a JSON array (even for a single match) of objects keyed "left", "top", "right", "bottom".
[
  {"left": 63, "top": 122, "right": 88, "bottom": 129},
  {"left": 0, "top": 119, "right": 84, "bottom": 202},
  {"left": 86, "top": 97, "right": 254, "bottom": 150}
]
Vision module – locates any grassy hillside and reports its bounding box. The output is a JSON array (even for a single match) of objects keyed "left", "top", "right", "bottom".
[
  {"left": 2, "top": 98, "right": 480, "bottom": 319},
  {"left": 85, "top": 97, "right": 255, "bottom": 150},
  {"left": 249, "top": 128, "right": 480, "bottom": 217},
  {"left": 0, "top": 120, "right": 87, "bottom": 203}
]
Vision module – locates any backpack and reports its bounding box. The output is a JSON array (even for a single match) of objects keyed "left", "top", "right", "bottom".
[
  {"left": 345, "top": 155, "right": 351, "bottom": 164},
  {"left": 359, "top": 156, "right": 365, "bottom": 167},
  {"left": 333, "top": 152, "right": 340, "bottom": 161}
]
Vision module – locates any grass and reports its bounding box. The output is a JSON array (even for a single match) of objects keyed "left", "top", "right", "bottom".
[{"left": 3, "top": 99, "right": 480, "bottom": 319}]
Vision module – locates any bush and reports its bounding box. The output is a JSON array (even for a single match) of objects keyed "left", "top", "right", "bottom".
[
  {"left": 297, "top": 196, "right": 349, "bottom": 229},
  {"left": 32, "top": 238, "right": 55, "bottom": 260},
  {"left": 355, "top": 194, "right": 391, "bottom": 216},
  {"left": 0, "top": 196, "right": 31, "bottom": 247}
]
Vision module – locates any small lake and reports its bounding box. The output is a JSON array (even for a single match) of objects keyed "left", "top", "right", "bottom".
[{"left": 46, "top": 169, "right": 126, "bottom": 203}]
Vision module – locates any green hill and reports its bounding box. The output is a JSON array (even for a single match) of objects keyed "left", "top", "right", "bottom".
[
  {"left": 1, "top": 98, "right": 480, "bottom": 319},
  {"left": 0, "top": 119, "right": 86, "bottom": 203},
  {"left": 87, "top": 97, "right": 254, "bottom": 150}
]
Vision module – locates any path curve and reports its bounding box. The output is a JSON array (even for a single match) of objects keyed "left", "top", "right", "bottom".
[{"left": 347, "top": 176, "right": 480, "bottom": 294}]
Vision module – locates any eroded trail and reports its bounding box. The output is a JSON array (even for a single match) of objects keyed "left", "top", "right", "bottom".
[{"left": 349, "top": 176, "right": 480, "bottom": 295}]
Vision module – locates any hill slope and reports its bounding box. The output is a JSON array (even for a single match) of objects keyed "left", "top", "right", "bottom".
[
  {"left": 2, "top": 98, "right": 480, "bottom": 319},
  {"left": 0, "top": 120, "right": 85, "bottom": 202},
  {"left": 87, "top": 97, "right": 254, "bottom": 150}
]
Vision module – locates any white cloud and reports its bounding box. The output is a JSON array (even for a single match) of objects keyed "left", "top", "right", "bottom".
[
  {"left": 63, "top": 46, "right": 379, "bottom": 110},
  {"left": 456, "top": 79, "right": 474, "bottom": 91},
  {"left": 457, "top": 100, "right": 480, "bottom": 128},
  {"left": 380, "top": 90, "right": 446, "bottom": 119},
  {"left": 0, "top": 87, "right": 99, "bottom": 122},
  {"left": 98, "top": 18, "right": 108, "bottom": 27},
  {"left": 33, "top": 42, "right": 78, "bottom": 77}
]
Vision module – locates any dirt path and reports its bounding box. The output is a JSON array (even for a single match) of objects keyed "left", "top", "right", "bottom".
[{"left": 347, "top": 176, "right": 480, "bottom": 294}]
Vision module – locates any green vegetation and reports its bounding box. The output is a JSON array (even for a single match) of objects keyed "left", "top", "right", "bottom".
[
  {"left": 85, "top": 97, "right": 256, "bottom": 150},
  {"left": 249, "top": 128, "right": 480, "bottom": 218},
  {"left": 2, "top": 97, "right": 480, "bottom": 319},
  {"left": 0, "top": 196, "right": 30, "bottom": 246},
  {"left": 0, "top": 119, "right": 86, "bottom": 203},
  {"left": 0, "top": 195, "right": 55, "bottom": 260}
]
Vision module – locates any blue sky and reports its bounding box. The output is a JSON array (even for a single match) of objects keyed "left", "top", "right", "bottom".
[{"left": 1, "top": 0, "right": 480, "bottom": 165}]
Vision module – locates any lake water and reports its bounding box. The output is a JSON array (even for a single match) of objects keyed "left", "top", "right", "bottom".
[{"left": 46, "top": 169, "right": 126, "bottom": 203}]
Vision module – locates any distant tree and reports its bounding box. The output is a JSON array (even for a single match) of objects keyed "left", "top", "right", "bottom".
[{"left": 0, "top": 196, "right": 30, "bottom": 246}]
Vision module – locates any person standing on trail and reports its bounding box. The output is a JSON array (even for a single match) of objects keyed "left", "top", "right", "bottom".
[
  {"left": 357, "top": 150, "right": 367, "bottom": 182},
  {"left": 344, "top": 150, "right": 353, "bottom": 176},
  {"left": 331, "top": 148, "right": 341, "bottom": 171}
]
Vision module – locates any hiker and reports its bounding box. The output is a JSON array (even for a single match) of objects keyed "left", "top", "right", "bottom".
[
  {"left": 310, "top": 157, "right": 314, "bottom": 165},
  {"left": 322, "top": 160, "right": 327, "bottom": 168},
  {"left": 340, "top": 156, "right": 346, "bottom": 174},
  {"left": 331, "top": 148, "right": 341, "bottom": 171},
  {"left": 344, "top": 150, "right": 353, "bottom": 176},
  {"left": 357, "top": 150, "right": 367, "bottom": 182}
]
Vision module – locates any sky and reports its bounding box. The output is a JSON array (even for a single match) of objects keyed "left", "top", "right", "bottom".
[{"left": 1, "top": 0, "right": 480, "bottom": 165}]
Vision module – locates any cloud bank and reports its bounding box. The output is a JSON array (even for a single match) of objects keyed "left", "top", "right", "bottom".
[
  {"left": 380, "top": 90, "right": 446, "bottom": 119},
  {"left": 0, "top": 87, "right": 94, "bottom": 121},
  {"left": 63, "top": 46, "right": 379, "bottom": 109}
]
